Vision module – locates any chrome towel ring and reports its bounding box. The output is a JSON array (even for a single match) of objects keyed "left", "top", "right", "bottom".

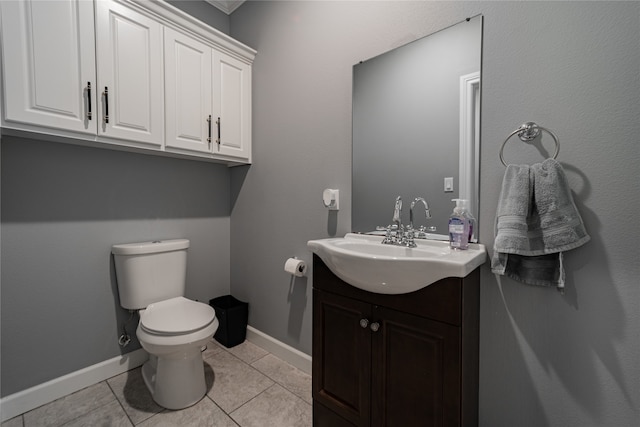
[{"left": 499, "top": 122, "right": 560, "bottom": 166}]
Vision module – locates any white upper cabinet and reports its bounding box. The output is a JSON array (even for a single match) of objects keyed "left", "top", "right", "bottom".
[
  {"left": 0, "top": 0, "right": 96, "bottom": 134},
  {"left": 95, "top": 0, "right": 164, "bottom": 146},
  {"left": 1, "top": 0, "right": 255, "bottom": 164},
  {"left": 214, "top": 50, "right": 252, "bottom": 161},
  {"left": 164, "top": 29, "right": 252, "bottom": 161},
  {"left": 164, "top": 27, "right": 213, "bottom": 153}
]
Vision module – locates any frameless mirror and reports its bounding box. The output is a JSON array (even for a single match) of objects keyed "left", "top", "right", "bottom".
[{"left": 352, "top": 15, "right": 482, "bottom": 241}]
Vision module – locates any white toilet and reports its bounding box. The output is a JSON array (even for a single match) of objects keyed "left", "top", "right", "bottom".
[{"left": 111, "top": 239, "right": 218, "bottom": 410}]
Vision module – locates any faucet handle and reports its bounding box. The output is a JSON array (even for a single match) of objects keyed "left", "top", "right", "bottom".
[
  {"left": 381, "top": 224, "right": 395, "bottom": 244},
  {"left": 402, "top": 227, "right": 417, "bottom": 248}
]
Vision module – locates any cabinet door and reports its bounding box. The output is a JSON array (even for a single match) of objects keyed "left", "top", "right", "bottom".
[
  {"left": 371, "top": 306, "right": 461, "bottom": 427},
  {"left": 164, "top": 28, "right": 213, "bottom": 153},
  {"left": 213, "top": 50, "right": 251, "bottom": 160},
  {"left": 95, "top": 0, "right": 163, "bottom": 146},
  {"left": 1, "top": 0, "right": 96, "bottom": 134},
  {"left": 313, "top": 290, "right": 371, "bottom": 427}
]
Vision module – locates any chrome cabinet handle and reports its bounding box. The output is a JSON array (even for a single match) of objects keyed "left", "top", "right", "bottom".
[
  {"left": 103, "top": 87, "right": 109, "bottom": 124},
  {"left": 86, "top": 82, "right": 92, "bottom": 120},
  {"left": 370, "top": 322, "right": 380, "bottom": 332},
  {"left": 207, "top": 115, "right": 212, "bottom": 146},
  {"left": 216, "top": 117, "right": 221, "bottom": 144},
  {"left": 359, "top": 318, "right": 369, "bottom": 329}
]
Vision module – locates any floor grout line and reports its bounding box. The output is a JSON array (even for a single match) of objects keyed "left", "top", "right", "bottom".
[
  {"left": 203, "top": 395, "right": 242, "bottom": 427},
  {"left": 104, "top": 379, "right": 136, "bottom": 427}
]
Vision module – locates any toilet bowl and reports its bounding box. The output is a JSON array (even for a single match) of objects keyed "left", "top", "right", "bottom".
[
  {"left": 136, "top": 296, "right": 218, "bottom": 409},
  {"left": 111, "top": 239, "right": 219, "bottom": 410}
]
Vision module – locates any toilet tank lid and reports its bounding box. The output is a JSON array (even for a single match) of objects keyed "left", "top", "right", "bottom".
[{"left": 111, "top": 239, "right": 189, "bottom": 255}]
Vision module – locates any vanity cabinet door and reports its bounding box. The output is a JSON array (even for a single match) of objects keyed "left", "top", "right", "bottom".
[
  {"left": 1, "top": 0, "right": 96, "bottom": 134},
  {"left": 312, "top": 255, "right": 479, "bottom": 427},
  {"left": 164, "top": 27, "right": 213, "bottom": 153},
  {"left": 372, "top": 306, "right": 461, "bottom": 427},
  {"left": 313, "top": 290, "right": 372, "bottom": 427},
  {"left": 95, "top": 0, "right": 164, "bottom": 146},
  {"left": 212, "top": 50, "right": 252, "bottom": 161}
]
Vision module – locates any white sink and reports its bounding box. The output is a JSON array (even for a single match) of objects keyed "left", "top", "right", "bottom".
[{"left": 307, "top": 233, "right": 486, "bottom": 294}]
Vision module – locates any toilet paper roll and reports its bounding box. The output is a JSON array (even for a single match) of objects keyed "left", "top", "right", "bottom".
[{"left": 284, "top": 258, "right": 307, "bottom": 277}]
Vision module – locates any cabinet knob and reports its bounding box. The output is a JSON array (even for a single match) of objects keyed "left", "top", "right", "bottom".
[
  {"left": 359, "top": 318, "right": 369, "bottom": 329},
  {"left": 370, "top": 322, "right": 380, "bottom": 332}
]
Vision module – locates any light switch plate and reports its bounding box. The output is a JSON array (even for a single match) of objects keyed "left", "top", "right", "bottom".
[{"left": 444, "top": 177, "right": 454, "bottom": 192}]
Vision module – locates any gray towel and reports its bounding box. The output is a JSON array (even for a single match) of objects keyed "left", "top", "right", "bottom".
[{"left": 492, "top": 159, "right": 590, "bottom": 290}]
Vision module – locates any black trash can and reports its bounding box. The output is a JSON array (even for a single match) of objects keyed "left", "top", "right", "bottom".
[{"left": 209, "top": 295, "right": 248, "bottom": 348}]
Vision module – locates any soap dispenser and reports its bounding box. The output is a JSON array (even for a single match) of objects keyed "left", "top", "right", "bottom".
[{"left": 448, "top": 199, "right": 470, "bottom": 250}]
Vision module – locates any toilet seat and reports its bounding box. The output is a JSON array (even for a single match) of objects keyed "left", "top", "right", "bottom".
[{"left": 140, "top": 296, "right": 215, "bottom": 336}]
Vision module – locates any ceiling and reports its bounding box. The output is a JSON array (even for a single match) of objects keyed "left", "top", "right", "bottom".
[{"left": 204, "top": 0, "right": 246, "bottom": 15}]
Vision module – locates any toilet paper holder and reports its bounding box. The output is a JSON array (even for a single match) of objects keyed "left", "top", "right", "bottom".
[{"left": 284, "top": 257, "right": 307, "bottom": 277}]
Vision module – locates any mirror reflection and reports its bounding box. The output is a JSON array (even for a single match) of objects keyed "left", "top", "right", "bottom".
[{"left": 352, "top": 15, "right": 482, "bottom": 240}]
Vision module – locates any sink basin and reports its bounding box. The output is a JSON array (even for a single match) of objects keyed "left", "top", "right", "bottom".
[{"left": 307, "top": 233, "right": 486, "bottom": 294}]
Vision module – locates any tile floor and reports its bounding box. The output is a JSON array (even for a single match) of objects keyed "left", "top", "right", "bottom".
[{"left": 2, "top": 339, "right": 312, "bottom": 427}]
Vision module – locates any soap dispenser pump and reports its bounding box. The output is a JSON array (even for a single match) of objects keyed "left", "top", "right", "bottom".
[{"left": 449, "top": 199, "right": 470, "bottom": 250}]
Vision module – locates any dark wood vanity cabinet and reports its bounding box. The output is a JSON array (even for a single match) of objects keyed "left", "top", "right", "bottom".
[{"left": 312, "top": 255, "right": 480, "bottom": 427}]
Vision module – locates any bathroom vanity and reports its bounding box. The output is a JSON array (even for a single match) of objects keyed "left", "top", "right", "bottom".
[{"left": 312, "top": 255, "right": 480, "bottom": 426}]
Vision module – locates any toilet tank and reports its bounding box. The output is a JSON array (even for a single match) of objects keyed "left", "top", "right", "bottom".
[{"left": 112, "top": 239, "right": 189, "bottom": 310}]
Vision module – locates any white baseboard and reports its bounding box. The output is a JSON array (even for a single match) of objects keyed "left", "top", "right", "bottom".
[
  {"left": 245, "top": 325, "right": 312, "bottom": 375},
  {"left": 0, "top": 349, "right": 148, "bottom": 422}
]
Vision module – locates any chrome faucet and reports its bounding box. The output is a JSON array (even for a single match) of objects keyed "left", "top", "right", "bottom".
[
  {"left": 407, "top": 197, "right": 432, "bottom": 244},
  {"left": 409, "top": 197, "right": 432, "bottom": 230},
  {"left": 382, "top": 196, "right": 403, "bottom": 245},
  {"left": 382, "top": 196, "right": 432, "bottom": 247},
  {"left": 392, "top": 196, "right": 402, "bottom": 229}
]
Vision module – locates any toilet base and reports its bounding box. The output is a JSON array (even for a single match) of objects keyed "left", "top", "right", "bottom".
[{"left": 141, "top": 347, "right": 207, "bottom": 410}]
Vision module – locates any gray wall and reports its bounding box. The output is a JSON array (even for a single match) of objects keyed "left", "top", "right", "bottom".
[
  {"left": 229, "top": 1, "right": 639, "bottom": 426},
  {"left": 1, "top": 138, "right": 231, "bottom": 396}
]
